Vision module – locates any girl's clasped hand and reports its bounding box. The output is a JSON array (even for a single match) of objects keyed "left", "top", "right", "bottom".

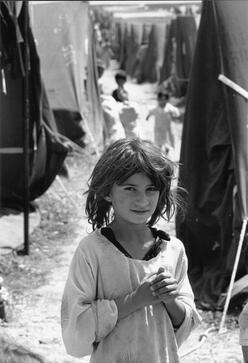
[
  {"left": 149, "top": 267, "right": 179, "bottom": 303},
  {"left": 134, "top": 267, "right": 179, "bottom": 308}
]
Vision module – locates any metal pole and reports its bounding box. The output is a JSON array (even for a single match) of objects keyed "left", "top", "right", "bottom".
[
  {"left": 23, "top": 1, "right": 30, "bottom": 255},
  {"left": 219, "top": 219, "right": 248, "bottom": 333}
]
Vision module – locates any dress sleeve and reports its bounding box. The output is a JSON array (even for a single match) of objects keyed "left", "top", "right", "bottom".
[
  {"left": 173, "top": 245, "right": 202, "bottom": 347},
  {"left": 168, "top": 104, "right": 180, "bottom": 118},
  {"left": 61, "top": 244, "right": 118, "bottom": 358},
  {"left": 147, "top": 108, "right": 155, "bottom": 118}
]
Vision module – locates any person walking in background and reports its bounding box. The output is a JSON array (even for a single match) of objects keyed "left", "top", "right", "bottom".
[
  {"left": 111, "top": 70, "right": 140, "bottom": 138},
  {"left": 61, "top": 138, "right": 201, "bottom": 363},
  {"left": 96, "top": 60, "right": 126, "bottom": 147},
  {"left": 101, "top": 94, "right": 126, "bottom": 148},
  {"left": 146, "top": 89, "right": 180, "bottom": 154},
  {"left": 112, "top": 70, "right": 129, "bottom": 103},
  {"left": 239, "top": 301, "right": 248, "bottom": 362}
]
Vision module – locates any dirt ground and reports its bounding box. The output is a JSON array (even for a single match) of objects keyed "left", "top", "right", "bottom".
[{"left": 0, "top": 65, "right": 244, "bottom": 362}]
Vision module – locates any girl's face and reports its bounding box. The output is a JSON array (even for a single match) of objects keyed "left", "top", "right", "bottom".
[
  {"left": 106, "top": 173, "right": 160, "bottom": 226},
  {"left": 158, "top": 96, "right": 167, "bottom": 108}
]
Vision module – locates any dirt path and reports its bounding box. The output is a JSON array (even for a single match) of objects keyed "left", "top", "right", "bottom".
[{"left": 1, "top": 63, "right": 243, "bottom": 363}]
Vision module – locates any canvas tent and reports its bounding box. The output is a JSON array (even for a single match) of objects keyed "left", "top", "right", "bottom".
[
  {"left": 0, "top": 1, "right": 69, "bottom": 253},
  {"left": 160, "top": 15, "right": 197, "bottom": 97},
  {"left": 176, "top": 0, "right": 248, "bottom": 310},
  {"left": 137, "top": 22, "right": 169, "bottom": 84},
  {"left": 112, "top": 13, "right": 196, "bottom": 89},
  {"left": 113, "top": 19, "right": 170, "bottom": 84},
  {"left": 0, "top": 1, "right": 68, "bottom": 208},
  {"left": 31, "top": 1, "right": 104, "bottom": 151},
  {"left": 125, "top": 23, "right": 143, "bottom": 77}
]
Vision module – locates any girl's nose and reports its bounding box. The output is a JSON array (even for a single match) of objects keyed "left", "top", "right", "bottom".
[{"left": 135, "top": 192, "right": 149, "bottom": 206}]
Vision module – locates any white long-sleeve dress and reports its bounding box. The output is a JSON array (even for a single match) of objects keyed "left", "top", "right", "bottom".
[
  {"left": 61, "top": 228, "right": 201, "bottom": 363},
  {"left": 148, "top": 103, "right": 179, "bottom": 149}
]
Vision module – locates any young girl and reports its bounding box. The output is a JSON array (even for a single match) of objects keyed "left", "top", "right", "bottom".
[
  {"left": 146, "top": 91, "right": 179, "bottom": 154},
  {"left": 61, "top": 138, "right": 201, "bottom": 363}
]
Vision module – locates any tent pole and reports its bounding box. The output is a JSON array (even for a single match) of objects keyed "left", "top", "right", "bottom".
[
  {"left": 23, "top": 0, "right": 30, "bottom": 255},
  {"left": 219, "top": 218, "right": 248, "bottom": 333}
]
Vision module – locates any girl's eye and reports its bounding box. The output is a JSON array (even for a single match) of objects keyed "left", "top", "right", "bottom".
[
  {"left": 147, "top": 186, "right": 158, "bottom": 192},
  {"left": 124, "top": 187, "right": 135, "bottom": 191}
]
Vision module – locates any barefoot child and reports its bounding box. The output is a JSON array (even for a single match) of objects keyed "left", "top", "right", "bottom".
[
  {"left": 61, "top": 138, "right": 201, "bottom": 363},
  {"left": 146, "top": 90, "right": 179, "bottom": 154}
]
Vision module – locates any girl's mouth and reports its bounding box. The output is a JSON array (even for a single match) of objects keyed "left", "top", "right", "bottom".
[{"left": 131, "top": 210, "right": 149, "bottom": 214}]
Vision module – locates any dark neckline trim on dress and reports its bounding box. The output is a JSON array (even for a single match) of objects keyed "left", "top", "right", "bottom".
[{"left": 101, "top": 227, "right": 170, "bottom": 261}]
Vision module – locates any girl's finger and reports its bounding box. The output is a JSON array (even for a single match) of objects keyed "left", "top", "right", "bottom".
[
  {"left": 156, "top": 286, "right": 178, "bottom": 299},
  {"left": 151, "top": 274, "right": 172, "bottom": 284},
  {"left": 151, "top": 282, "right": 178, "bottom": 294},
  {"left": 151, "top": 277, "right": 176, "bottom": 289}
]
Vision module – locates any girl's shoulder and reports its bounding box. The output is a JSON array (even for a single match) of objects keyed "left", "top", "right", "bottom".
[
  {"left": 154, "top": 228, "right": 185, "bottom": 253},
  {"left": 165, "top": 102, "right": 180, "bottom": 114},
  {"left": 165, "top": 102, "right": 174, "bottom": 108},
  {"left": 77, "top": 229, "right": 107, "bottom": 253},
  {"left": 168, "top": 235, "right": 186, "bottom": 254},
  {"left": 156, "top": 231, "right": 187, "bottom": 268}
]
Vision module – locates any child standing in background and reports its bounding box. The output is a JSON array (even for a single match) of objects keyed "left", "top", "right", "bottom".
[
  {"left": 111, "top": 70, "right": 140, "bottom": 138},
  {"left": 146, "top": 90, "right": 180, "bottom": 154},
  {"left": 61, "top": 138, "right": 201, "bottom": 363},
  {"left": 112, "top": 70, "right": 129, "bottom": 103}
]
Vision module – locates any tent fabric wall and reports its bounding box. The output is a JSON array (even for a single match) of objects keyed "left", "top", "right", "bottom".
[
  {"left": 137, "top": 23, "right": 167, "bottom": 84},
  {"left": 31, "top": 1, "right": 87, "bottom": 147},
  {"left": 31, "top": 1, "right": 104, "bottom": 149},
  {"left": 112, "top": 22, "right": 123, "bottom": 61},
  {"left": 213, "top": 1, "right": 248, "bottom": 220},
  {"left": 31, "top": 1, "right": 88, "bottom": 114},
  {"left": 175, "top": 16, "right": 197, "bottom": 79},
  {"left": 176, "top": 0, "right": 248, "bottom": 310},
  {"left": 125, "top": 23, "right": 143, "bottom": 77},
  {"left": 160, "top": 15, "right": 197, "bottom": 97},
  {"left": 112, "top": 22, "right": 126, "bottom": 63},
  {"left": 29, "top": 81, "right": 69, "bottom": 200},
  {"left": 174, "top": 15, "right": 197, "bottom": 96},
  {"left": 112, "top": 17, "right": 173, "bottom": 85},
  {"left": 141, "top": 23, "right": 151, "bottom": 45},
  {"left": 0, "top": 1, "right": 68, "bottom": 207},
  {"left": 119, "top": 23, "right": 131, "bottom": 71},
  {"left": 131, "top": 23, "right": 151, "bottom": 82},
  {"left": 86, "top": 15, "right": 105, "bottom": 151},
  {"left": 160, "top": 19, "right": 176, "bottom": 84}
]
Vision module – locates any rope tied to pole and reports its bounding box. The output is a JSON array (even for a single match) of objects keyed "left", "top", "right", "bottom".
[
  {"left": 179, "top": 327, "right": 218, "bottom": 358},
  {"left": 219, "top": 218, "right": 248, "bottom": 333}
]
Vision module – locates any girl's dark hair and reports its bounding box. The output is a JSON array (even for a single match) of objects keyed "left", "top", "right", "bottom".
[
  {"left": 115, "top": 70, "right": 127, "bottom": 82},
  {"left": 158, "top": 92, "right": 169, "bottom": 100},
  {"left": 85, "top": 138, "right": 185, "bottom": 230}
]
